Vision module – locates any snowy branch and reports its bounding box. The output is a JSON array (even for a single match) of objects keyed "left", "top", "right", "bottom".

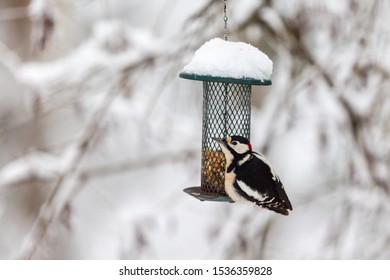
[
  {"left": 16, "top": 50, "right": 158, "bottom": 258},
  {"left": 79, "top": 150, "right": 197, "bottom": 181}
]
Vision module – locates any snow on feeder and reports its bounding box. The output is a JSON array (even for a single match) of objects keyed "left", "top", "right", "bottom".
[{"left": 180, "top": 38, "right": 273, "bottom": 202}]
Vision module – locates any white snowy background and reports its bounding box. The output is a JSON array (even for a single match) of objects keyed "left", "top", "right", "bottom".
[{"left": 0, "top": 0, "right": 389, "bottom": 259}]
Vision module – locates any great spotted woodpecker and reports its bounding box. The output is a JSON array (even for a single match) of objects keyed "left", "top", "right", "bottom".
[{"left": 213, "top": 135, "right": 292, "bottom": 215}]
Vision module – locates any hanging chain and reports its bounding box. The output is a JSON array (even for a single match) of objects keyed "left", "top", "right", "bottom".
[
  {"left": 223, "top": 0, "right": 228, "bottom": 41},
  {"left": 222, "top": 1, "right": 228, "bottom": 135}
]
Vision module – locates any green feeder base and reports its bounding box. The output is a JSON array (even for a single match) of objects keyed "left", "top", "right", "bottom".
[{"left": 183, "top": 187, "right": 234, "bottom": 203}]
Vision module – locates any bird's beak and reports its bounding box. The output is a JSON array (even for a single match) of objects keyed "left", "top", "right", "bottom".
[{"left": 212, "top": 137, "right": 226, "bottom": 147}]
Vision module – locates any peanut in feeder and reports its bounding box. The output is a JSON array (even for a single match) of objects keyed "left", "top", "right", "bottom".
[{"left": 180, "top": 38, "right": 273, "bottom": 202}]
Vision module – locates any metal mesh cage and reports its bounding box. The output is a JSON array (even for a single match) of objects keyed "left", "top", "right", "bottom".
[
  {"left": 180, "top": 72, "right": 271, "bottom": 202},
  {"left": 201, "top": 81, "right": 251, "bottom": 196}
]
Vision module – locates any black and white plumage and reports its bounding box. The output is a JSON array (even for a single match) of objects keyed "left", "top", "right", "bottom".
[{"left": 213, "top": 135, "right": 292, "bottom": 216}]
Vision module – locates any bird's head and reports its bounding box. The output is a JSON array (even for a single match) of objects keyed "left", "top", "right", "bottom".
[{"left": 213, "top": 135, "right": 252, "bottom": 164}]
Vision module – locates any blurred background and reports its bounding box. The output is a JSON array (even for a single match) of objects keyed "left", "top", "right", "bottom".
[{"left": 0, "top": 0, "right": 389, "bottom": 259}]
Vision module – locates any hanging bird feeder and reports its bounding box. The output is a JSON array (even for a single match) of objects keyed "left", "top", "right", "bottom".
[{"left": 180, "top": 1, "right": 273, "bottom": 202}]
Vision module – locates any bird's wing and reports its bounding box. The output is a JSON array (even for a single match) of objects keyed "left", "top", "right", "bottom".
[
  {"left": 233, "top": 179, "right": 290, "bottom": 216},
  {"left": 237, "top": 153, "right": 292, "bottom": 210}
]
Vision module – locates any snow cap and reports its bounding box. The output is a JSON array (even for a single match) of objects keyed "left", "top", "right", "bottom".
[{"left": 181, "top": 38, "right": 273, "bottom": 85}]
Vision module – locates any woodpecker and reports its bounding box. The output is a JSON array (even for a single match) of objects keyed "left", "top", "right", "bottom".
[{"left": 213, "top": 135, "right": 292, "bottom": 216}]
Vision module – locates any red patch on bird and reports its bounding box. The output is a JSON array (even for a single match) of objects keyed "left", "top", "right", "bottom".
[{"left": 248, "top": 143, "right": 252, "bottom": 151}]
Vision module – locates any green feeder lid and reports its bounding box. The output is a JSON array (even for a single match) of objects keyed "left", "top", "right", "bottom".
[
  {"left": 179, "top": 72, "right": 272, "bottom": 86},
  {"left": 180, "top": 38, "right": 273, "bottom": 86}
]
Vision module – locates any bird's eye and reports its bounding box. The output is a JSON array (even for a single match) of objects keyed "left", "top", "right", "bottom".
[{"left": 231, "top": 141, "right": 238, "bottom": 145}]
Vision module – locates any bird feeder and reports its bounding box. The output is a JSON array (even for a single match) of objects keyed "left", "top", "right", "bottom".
[{"left": 180, "top": 38, "right": 273, "bottom": 202}]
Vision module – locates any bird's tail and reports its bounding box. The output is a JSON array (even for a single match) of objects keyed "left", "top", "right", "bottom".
[{"left": 261, "top": 204, "right": 290, "bottom": 216}]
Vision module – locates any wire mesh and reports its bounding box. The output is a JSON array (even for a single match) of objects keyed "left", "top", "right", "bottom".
[{"left": 201, "top": 81, "right": 251, "bottom": 195}]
